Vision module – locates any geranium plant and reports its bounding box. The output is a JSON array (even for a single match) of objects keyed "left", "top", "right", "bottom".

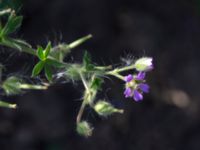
[{"left": 0, "top": 7, "right": 153, "bottom": 137}]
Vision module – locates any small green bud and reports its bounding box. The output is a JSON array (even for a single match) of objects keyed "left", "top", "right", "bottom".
[
  {"left": 2, "top": 76, "right": 48, "bottom": 95},
  {"left": 76, "top": 121, "right": 93, "bottom": 137},
  {"left": 134, "top": 57, "right": 153, "bottom": 72},
  {"left": 2, "top": 76, "right": 22, "bottom": 95},
  {"left": 94, "top": 101, "right": 124, "bottom": 117}
]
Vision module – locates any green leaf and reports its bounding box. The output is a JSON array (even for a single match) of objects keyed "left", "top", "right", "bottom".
[
  {"left": 32, "top": 61, "right": 45, "bottom": 77},
  {"left": 37, "top": 46, "right": 45, "bottom": 60},
  {"left": 44, "top": 42, "right": 51, "bottom": 58},
  {"left": 83, "top": 51, "right": 94, "bottom": 71},
  {"left": 46, "top": 58, "right": 65, "bottom": 68},
  {"left": 90, "top": 77, "right": 103, "bottom": 91},
  {"left": 1, "top": 13, "right": 23, "bottom": 35},
  {"left": 44, "top": 64, "right": 53, "bottom": 82},
  {"left": 0, "top": 100, "right": 16, "bottom": 109}
]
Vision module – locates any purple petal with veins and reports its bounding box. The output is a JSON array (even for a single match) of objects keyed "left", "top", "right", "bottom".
[
  {"left": 124, "top": 87, "right": 132, "bottom": 98},
  {"left": 139, "top": 83, "right": 149, "bottom": 93},
  {"left": 124, "top": 74, "right": 133, "bottom": 82},
  {"left": 133, "top": 90, "right": 143, "bottom": 101},
  {"left": 135, "top": 72, "right": 146, "bottom": 80}
]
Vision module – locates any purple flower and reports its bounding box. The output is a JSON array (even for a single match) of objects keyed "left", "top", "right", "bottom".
[
  {"left": 138, "top": 83, "right": 149, "bottom": 93},
  {"left": 135, "top": 72, "right": 146, "bottom": 80},
  {"left": 123, "top": 64, "right": 152, "bottom": 101},
  {"left": 124, "top": 74, "right": 133, "bottom": 82},
  {"left": 133, "top": 90, "right": 143, "bottom": 101},
  {"left": 124, "top": 87, "right": 132, "bottom": 98}
]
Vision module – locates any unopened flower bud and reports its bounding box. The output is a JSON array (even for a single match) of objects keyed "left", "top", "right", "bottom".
[
  {"left": 134, "top": 57, "right": 153, "bottom": 72},
  {"left": 2, "top": 76, "right": 21, "bottom": 95},
  {"left": 94, "top": 101, "right": 123, "bottom": 117},
  {"left": 76, "top": 121, "right": 93, "bottom": 137}
]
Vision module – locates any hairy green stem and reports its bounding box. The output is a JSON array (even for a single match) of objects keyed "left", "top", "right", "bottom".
[
  {"left": 76, "top": 72, "right": 89, "bottom": 123},
  {"left": 107, "top": 71, "right": 124, "bottom": 80},
  {"left": 19, "top": 84, "right": 48, "bottom": 90},
  {"left": 68, "top": 34, "right": 92, "bottom": 49},
  {"left": 79, "top": 72, "right": 89, "bottom": 91},
  {"left": 95, "top": 65, "right": 112, "bottom": 71},
  {"left": 105, "top": 64, "right": 135, "bottom": 80},
  {"left": 0, "top": 38, "right": 36, "bottom": 56},
  {"left": 76, "top": 100, "right": 87, "bottom": 123},
  {"left": 0, "top": 100, "right": 16, "bottom": 109}
]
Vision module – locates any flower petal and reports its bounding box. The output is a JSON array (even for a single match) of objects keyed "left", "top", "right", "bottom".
[
  {"left": 124, "top": 74, "right": 133, "bottom": 82},
  {"left": 133, "top": 90, "right": 143, "bottom": 101},
  {"left": 135, "top": 72, "right": 146, "bottom": 80},
  {"left": 124, "top": 87, "right": 132, "bottom": 98},
  {"left": 139, "top": 83, "right": 149, "bottom": 93}
]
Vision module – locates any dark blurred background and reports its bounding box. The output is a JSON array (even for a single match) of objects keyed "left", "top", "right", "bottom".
[{"left": 1, "top": 0, "right": 200, "bottom": 150}]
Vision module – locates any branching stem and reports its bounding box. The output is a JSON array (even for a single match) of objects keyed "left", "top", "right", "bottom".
[
  {"left": 76, "top": 72, "right": 89, "bottom": 123},
  {"left": 105, "top": 64, "right": 135, "bottom": 80}
]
